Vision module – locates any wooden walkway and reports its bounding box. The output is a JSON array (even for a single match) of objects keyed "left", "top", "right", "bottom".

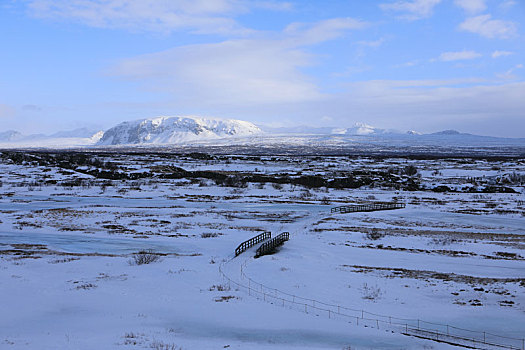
[
  {"left": 331, "top": 202, "right": 405, "bottom": 214},
  {"left": 255, "top": 232, "right": 290, "bottom": 258},
  {"left": 235, "top": 232, "right": 271, "bottom": 256}
]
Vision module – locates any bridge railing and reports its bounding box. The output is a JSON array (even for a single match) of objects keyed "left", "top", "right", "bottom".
[
  {"left": 255, "top": 232, "right": 289, "bottom": 258},
  {"left": 331, "top": 202, "right": 406, "bottom": 214},
  {"left": 235, "top": 232, "right": 271, "bottom": 256}
]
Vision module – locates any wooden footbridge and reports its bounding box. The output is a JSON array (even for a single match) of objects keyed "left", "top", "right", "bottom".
[
  {"left": 255, "top": 232, "right": 289, "bottom": 258},
  {"left": 331, "top": 202, "right": 405, "bottom": 214},
  {"left": 234, "top": 231, "right": 290, "bottom": 258},
  {"left": 235, "top": 232, "right": 271, "bottom": 256}
]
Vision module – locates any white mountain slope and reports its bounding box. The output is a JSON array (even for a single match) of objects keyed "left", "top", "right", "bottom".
[
  {"left": 265, "top": 122, "right": 402, "bottom": 136},
  {"left": 338, "top": 122, "right": 400, "bottom": 135},
  {"left": 0, "top": 129, "right": 103, "bottom": 148},
  {"left": 0, "top": 130, "right": 23, "bottom": 142},
  {"left": 97, "top": 116, "right": 262, "bottom": 145}
]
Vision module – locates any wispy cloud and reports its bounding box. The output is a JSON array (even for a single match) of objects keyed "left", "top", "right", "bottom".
[
  {"left": 283, "top": 18, "right": 368, "bottom": 46},
  {"left": 492, "top": 50, "right": 513, "bottom": 58},
  {"left": 500, "top": 0, "right": 518, "bottom": 11},
  {"left": 436, "top": 50, "right": 482, "bottom": 61},
  {"left": 357, "top": 38, "right": 385, "bottom": 48},
  {"left": 22, "top": 104, "right": 43, "bottom": 111},
  {"left": 453, "top": 0, "right": 486, "bottom": 14},
  {"left": 109, "top": 17, "right": 366, "bottom": 106},
  {"left": 111, "top": 39, "right": 320, "bottom": 105},
  {"left": 459, "top": 14, "right": 517, "bottom": 39},
  {"left": 25, "top": 0, "right": 290, "bottom": 35},
  {"left": 379, "top": 0, "right": 442, "bottom": 20},
  {"left": 496, "top": 64, "right": 523, "bottom": 80}
]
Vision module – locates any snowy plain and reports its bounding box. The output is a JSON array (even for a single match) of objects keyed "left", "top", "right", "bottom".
[{"left": 0, "top": 151, "right": 523, "bottom": 349}]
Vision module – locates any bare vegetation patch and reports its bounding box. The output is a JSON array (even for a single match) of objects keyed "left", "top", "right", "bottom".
[{"left": 129, "top": 250, "right": 163, "bottom": 265}]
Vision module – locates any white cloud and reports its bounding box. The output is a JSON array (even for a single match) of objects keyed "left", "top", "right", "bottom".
[
  {"left": 283, "top": 18, "right": 368, "bottom": 46},
  {"left": 459, "top": 14, "right": 517, "bottom": 39},
  {"left": 26, "top": 0, "right": 290, "bottom": 35},
  {"left": 492, "top": 50, "right": 513, "bottom": 58},
  {"left": 111, "top": 39, "right": 319, "bottom": 106},
  {"left": 379, "top": 0, "right": 442, "bottom": 20},
  {"left": 357, "top": 38, "right": 385, "bottom": 48},
  {"left": 496, "top": 64, "right": 524, "bottom": 80},
  {"left": 437, "top": 50, "right": 482, "bottom": 61},
  {"left": 109, "top": 17, "right": 366, "bottom": 107},
  {"left": 500, "top": 0, "right": 517, "bottom": 11},
  {"left": 252, "top": 1, "right": 293, "bottom": 11},
  {"left": 454, "top": 0, "right": 486, "bottom": 14}
]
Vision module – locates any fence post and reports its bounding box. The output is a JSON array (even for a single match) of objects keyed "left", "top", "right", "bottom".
[
  {"left": 361, "top": 310, "right": 364, "bottom": 319},
  {"left": 417, "top": 319, "right": 420, "bottom": 330},
  {"left": 406, "top": 324, "right": 408, "bottom": 333},
  {"left": 483, "top": 331, "right": 485, "bottom": 343},
  {"left": 447, "top": 325, "right": 449, "bottom": 336}
]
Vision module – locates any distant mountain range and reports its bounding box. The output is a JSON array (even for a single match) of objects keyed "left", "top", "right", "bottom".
[{"left": 0, "top": 116, "right": 523, "bottom": 149}]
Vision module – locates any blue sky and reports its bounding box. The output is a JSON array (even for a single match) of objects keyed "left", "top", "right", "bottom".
[{"left": 0, "top": 0, "right": 524, "bottom": 137}]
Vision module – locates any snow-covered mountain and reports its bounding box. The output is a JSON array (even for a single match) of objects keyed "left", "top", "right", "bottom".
[
  {"left": 336, "top": 122, "right": 400, "bottom": 136},
  {"left": 260, "top": 122, "right": 401, "bottom": 136},
  {"left": 0, "top": 130, "right": 23, "bottom": 142},
  {"left": 50, "top": 127, "right": 102, "bottom": 138},
  {"left": 0, "top": 128, "right": 103, "bottom": 148},
  {"left": 97, "top": 116, "right": 262, "bottom": 145}
]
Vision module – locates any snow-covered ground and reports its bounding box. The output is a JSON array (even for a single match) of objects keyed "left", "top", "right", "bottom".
[{"left": 0, "top": 152, "right": 523, "bottom": 349}]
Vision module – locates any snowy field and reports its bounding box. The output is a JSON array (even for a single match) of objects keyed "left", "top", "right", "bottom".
[{"left": 0, "top": 151, "right": 524, "bottom": 349}]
